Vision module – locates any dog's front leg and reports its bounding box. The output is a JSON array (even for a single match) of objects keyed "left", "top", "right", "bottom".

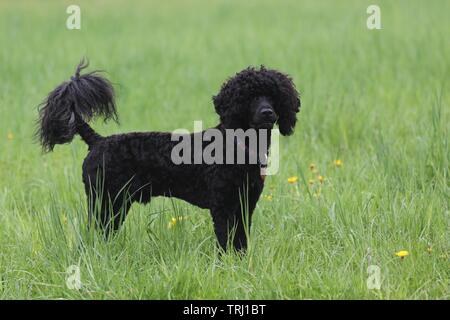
[{"left": 210, "top": 205, "right": 251, "bottom": 253}]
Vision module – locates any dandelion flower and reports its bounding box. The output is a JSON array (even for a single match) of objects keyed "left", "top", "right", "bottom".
[
  {"left": 309, "top": 163, "right": 317, "bottom": 173},
  {"left": 168, "top": 217, "right": 178, "bottom": 229},
  {"left": 168, "top": 216, "right": 188, "bottom": 229},
  {"left": 7, "top": 131, "right": 14, "bottom": 140},
  {"left": 287, "top": 176, "right": 298, "bottom": 184},
  {"left": 395, "top": 250, "right": 409, "bottom": 259},
  {"left": 317, "top": 175, "right": 325, "bottom": 183},
  {"left": 334, "top": 159, "right": 343, "bottom": 167}
]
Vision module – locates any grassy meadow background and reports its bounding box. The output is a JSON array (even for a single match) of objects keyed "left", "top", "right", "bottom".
[{"left": 0, "top": 0, "right": 448, "bottom": 299}]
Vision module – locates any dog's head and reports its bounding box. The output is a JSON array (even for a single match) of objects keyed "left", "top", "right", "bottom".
[{"left": 213, "top": 66, "right": 300, "bottom": 135}]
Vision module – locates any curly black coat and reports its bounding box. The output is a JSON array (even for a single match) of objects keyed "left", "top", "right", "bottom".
[{"left": 37, "top": 60, "right": 300, "bottom": 252}]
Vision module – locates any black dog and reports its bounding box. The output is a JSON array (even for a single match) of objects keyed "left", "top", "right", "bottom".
[{"left": 37, "top": 60, "right": 300, "bottom": 252}]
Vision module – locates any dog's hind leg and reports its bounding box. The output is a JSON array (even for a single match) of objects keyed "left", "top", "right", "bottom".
[
  {"left": 210, "top": 205, "right": 252, "bottom": 253},
  {"left": 87, "top": 187, "right": 132, "bottom": 237}
]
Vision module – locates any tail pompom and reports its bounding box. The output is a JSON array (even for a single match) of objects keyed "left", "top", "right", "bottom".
[{"left": 37, "top": 58, "right": 118, "bottom": 152}]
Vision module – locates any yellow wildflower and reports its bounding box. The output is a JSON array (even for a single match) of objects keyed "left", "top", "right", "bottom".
[
  {"left": 263, "top": 194, "right": 273, "bottom": 201},
  {"left": 168, "top": 217, "right": 178, "bottom": 229},
  {"left": 309, "top": 163, "right": 317, "bottom": 173},
  {"left": 317, "top": 175, "right": 325, "bottom": 183},
  {"left": 287, "top": 176, "right": 298, "bottom": 184},
  {"left": 168, "top": 216, "right": 188, "bottom": 229},
  {"left": 395, "top": 250, "right": 409, "bottom": 259},
  {"left": 7, "top": 131, "right": 14, "bottom": 140},
  {"left": 334, "top": 159, "right": 343, "bottom": 167}
]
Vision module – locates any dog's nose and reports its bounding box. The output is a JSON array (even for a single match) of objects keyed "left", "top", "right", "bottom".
[{"left": 261, "top": 108, "right": 274, "bottom": 117}]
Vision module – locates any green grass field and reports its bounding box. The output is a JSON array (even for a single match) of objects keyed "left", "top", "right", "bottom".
[{"left": 0, "top": 0, "right": 448, "bottom": 299}]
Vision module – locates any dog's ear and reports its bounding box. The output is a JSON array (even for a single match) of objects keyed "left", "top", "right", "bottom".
[
  {"left": 213, "top": 92, "right": 236, "bottom": 127},
  {"left": 212, "top": 94, "right": 225, "bottom": 117},
  {"left": 213, "top": 74, "right": 247, "bottom": 128},
  {"left": 269, "top": 70, "right": 300, "bottom": 136}
]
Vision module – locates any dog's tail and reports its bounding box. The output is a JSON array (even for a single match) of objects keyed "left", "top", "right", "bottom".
[{"left": 37, "top": 58, "right": 118, "bottom": 152}]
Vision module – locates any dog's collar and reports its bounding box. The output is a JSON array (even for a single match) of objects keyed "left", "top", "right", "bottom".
[
  {"left": 260, "top": 153, "right": 268, "bottom": 182},
  {"left": 234, "top": 137, "right": 268, "bottom": 182}
]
